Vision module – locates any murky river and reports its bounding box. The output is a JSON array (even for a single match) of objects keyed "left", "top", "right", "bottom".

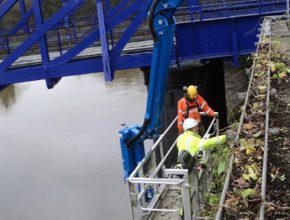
[{"left": 0, "top": 69, "right": 147, "bottom": 220}]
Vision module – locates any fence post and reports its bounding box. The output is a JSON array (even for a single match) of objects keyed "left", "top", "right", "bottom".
[
  {"left": 6, "top": 37, "right": 10, "bottom": 54},
  {"left": 182, "top": 171, "right": 192, "bottom": 220},
  {"left": 190, "top": 169, "right": 200, "bottom": 220},
  {"left": 56, "top": 29, "right": 63, "bottom": 55},
  {"left": 287, "top": 0, "right": 289, "bottom": 21}
]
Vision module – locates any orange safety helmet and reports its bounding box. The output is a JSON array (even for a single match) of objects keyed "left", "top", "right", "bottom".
[{"left": 185, "top": 85, "right": 198, "bottom": 102}]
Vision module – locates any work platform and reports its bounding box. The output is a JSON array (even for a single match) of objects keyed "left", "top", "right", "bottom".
[{"left": 123, "top": 114, "right": 221, "bottom": 220}]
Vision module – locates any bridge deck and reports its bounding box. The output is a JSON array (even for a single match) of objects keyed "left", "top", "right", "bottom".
[{"left": 0, "top": 40, "right": 153, "bottom": 68}]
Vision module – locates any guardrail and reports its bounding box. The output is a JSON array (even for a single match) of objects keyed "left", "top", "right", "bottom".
[
  {"left": 215, "top": 16, "right": 272, "bottom": 220},
  {"left": 259, "top": 17, "right": 271, "bottom": 220},
  {"left": 127, "top": 113, "right": 219, "bottom": 220}
]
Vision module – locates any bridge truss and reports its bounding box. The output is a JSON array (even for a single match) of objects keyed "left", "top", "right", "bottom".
[{"left": 0, "top": 0, "right": 287, "bottom": 89}]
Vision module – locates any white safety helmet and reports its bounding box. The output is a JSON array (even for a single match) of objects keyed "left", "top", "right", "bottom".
[{"left": 183, "top": 118, "right": 199, "bottom": 131}]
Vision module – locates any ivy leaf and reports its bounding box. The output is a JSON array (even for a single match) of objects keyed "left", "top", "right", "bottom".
[
  {"left": 247, "top": 166, "right": 255, "bottom": 174},
  {"left": 270, "top": 173, "right": 276, "bottom": 182},
  {"left": 279, "top": 71, "right": 287, "bottom": 78},
  {"left": 246, "top": 146, "right": 256, "bottom": 155},
  {"left": 218, "top": 162, "right": 226, "bottom": 175},
  {"left": 276, "top": 62, "right": 286, "bottom": 71},
  {"left": 278, "top": 174, "right": 286, "bottom": 181},
  {"left": 242, "top": 174, "right": 250, "bottom": 181},
  {"left": 253, "top": 131, "right": 262, "bottom": 138},
  {"left": 271, "top": 74, "right": 278, "bottom": 79},
  {"left": 240, "top": 188, "right": 256, "bottom": 199},
  {"left": 208, "top": 194, "right": 219, "bottom": 205},
  {"left": 258, "top": 85, "right": 266, "bottom": 91},
  {"left": 248, "top": 173, "right": 258, "bottom": 180}
]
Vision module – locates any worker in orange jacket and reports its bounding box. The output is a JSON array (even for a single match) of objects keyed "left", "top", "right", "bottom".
[{"left": 177, "top": 85, "right": 218, "bottom": 134}]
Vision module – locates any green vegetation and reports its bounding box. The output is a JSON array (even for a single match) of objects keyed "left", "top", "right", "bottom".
[{"left": 200, "top": 143, "right": 231, "bottom": 217}]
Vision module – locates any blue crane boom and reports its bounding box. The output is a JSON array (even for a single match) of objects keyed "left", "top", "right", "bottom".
[{"left": 119, "top": 0, "right": 182, "bottom": 180}]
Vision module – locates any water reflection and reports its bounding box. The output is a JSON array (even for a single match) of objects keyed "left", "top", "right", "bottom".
[
  {"left": 0, "top": 69, "right": 145, "bottom": 113},
  {"left": 0, "top": 69, "right": 147, "bottom": 220},
  {"left": 0, "top": 85, "right": 16, "bottom": 110},
  {"left": 0, "top": 84, "right": 29, "bottom": 113}
]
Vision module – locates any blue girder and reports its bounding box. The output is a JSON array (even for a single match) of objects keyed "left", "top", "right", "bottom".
[
  {"left": 0, "top": 0, "right": 18, "bottom": 20},
  {"left": 0, "top": 0, "right": 287, "bottom": 90}
]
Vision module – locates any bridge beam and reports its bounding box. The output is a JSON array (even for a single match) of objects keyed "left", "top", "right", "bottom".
[
  {"left": 175, "top": 15, "right": 261, "bottom": 64},
  {"left": 0, "top": 0, "right": 18, "bottom": 20},
  {"left": 19, "top": 0, "right": 29, "bottom": 33},
  {"left": 110, "top": 4, "right": 148, "bottom": 62},
  {"left": 0, "top": 53, "right": 152, "bottom": 85},
  {"left": 33, "top": 0, "right": 60, "bottom": 89},
  {"left": 97, "top": 0, "right": 113, "bottom": 81}
]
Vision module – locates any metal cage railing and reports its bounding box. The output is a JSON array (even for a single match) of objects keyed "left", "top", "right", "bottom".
[{"left": 127, "top": 113, "right": 220, "bottom": 220}]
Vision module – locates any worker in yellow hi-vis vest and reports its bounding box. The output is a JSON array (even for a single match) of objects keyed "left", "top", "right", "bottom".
[
  {"left": 176, "top": 118, "right": 235, "bottom": 169},
  {"left": 176, "top": 118, "right": 235, "bottom": 218}
]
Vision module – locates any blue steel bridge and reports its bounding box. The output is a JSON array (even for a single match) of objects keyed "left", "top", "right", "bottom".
[{"left": 0, "top": 0, "right": 288, "bottom": 89}]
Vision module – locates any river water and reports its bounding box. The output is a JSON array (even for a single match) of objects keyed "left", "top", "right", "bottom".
[{"left": 0, "top": 69, "right": 147, "bottom": 220}]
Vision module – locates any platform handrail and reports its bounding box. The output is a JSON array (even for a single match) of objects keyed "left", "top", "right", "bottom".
[
  {"left": 128, "top": 116, "right": 178, "bottom": 179},
  {"left": 127, "top": 113, "right": 220, "bottom": 220}
]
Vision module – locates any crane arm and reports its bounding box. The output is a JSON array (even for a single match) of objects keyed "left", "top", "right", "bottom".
[{"left": 119, "top": 0, "right": 182, "bottom": 180}]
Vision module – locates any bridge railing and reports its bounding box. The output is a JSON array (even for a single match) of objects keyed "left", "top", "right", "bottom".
[
  {"left": 176, "top": 0, "right": 287, "bottom": 22},
  {"left": 126, "top": 113, "right": 220, "bottom": 220},
  {"left": 0, "top": 14, "right": 100, "bottom": 57},
  {"left": 0, "top": 0, "right": 152, "bottom": 59}
]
